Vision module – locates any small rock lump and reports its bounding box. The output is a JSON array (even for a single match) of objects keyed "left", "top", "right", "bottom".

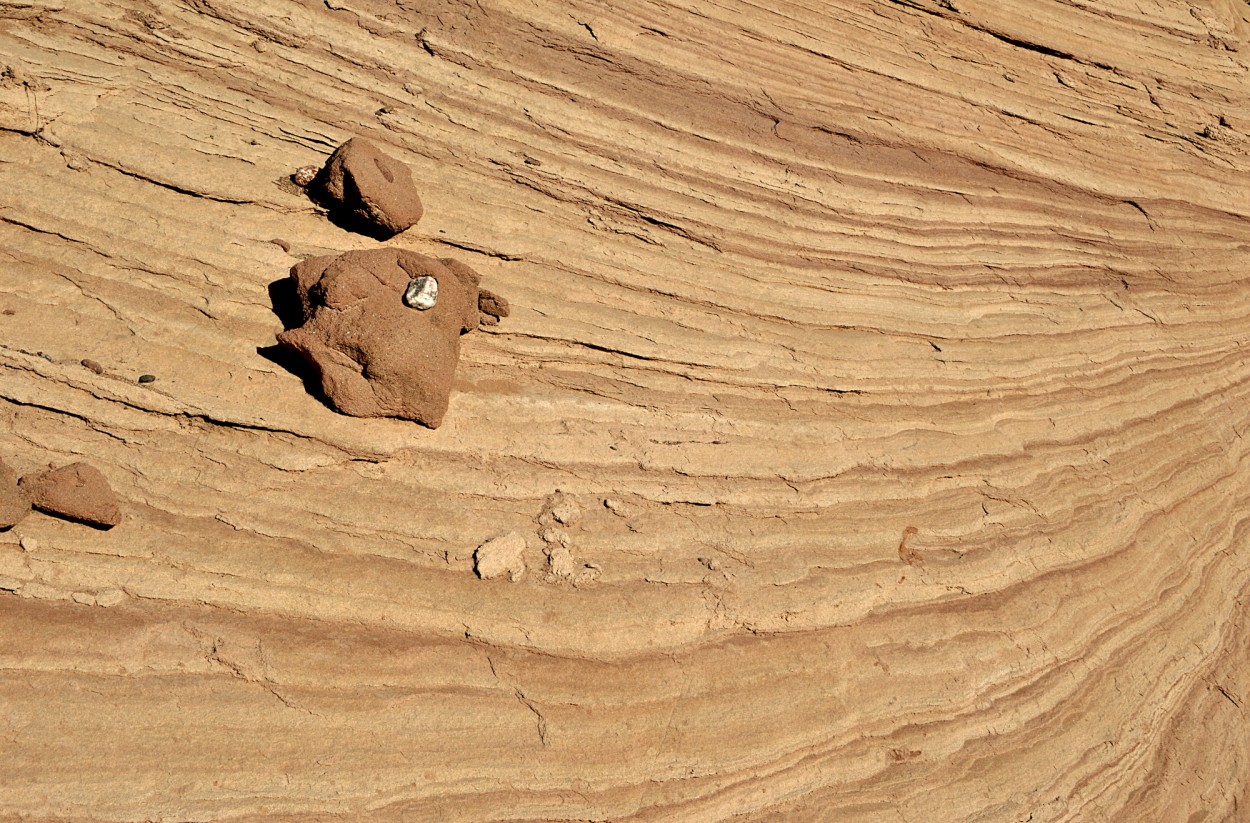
[{"left": 308, "top": 138, "right": 424, "bottom": 238}]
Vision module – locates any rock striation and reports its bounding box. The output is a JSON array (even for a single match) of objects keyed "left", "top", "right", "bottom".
[{"left": 1, "top": 0, "right": 1248, "bottom": 821}]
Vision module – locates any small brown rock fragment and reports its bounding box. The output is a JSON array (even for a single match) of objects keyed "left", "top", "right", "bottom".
[
  {"left": 308, "top": 138, "right": 423, "bottom": 237},
  {"left": 276, "top": 248, "right": 481, "bottom": 427},
  {"left": 478, "top": 289, "right": 510, "bottom": 321},
  {"left": 19, "top": 462, "right": 121, "bottom": 528},
  {"left": 898, "top": 526, "right": 922, "bottom": 566},
  {"left": 61, "top": 148, "right": 90, "bottom": 171},
  {"left": 80, "top": 359, "right": 105, "bottom": 374},
  {"left": 604, "top": 497, "right": 629, "bottom": 516},
  {"left": 538, "top": 526, "right": 570, "bottom": 548},
  {"left": 545, "top": 543, "right": 577, "bottom": 578},
  {"left": 0, "top": 459, "right": 31, "bottom": 529}
]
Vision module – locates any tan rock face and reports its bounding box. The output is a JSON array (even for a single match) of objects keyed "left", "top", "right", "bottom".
[
  {"left": 18, "top": 463, "right": 120, "bottom": 529},
  {"left": 473, "top": 532, "right": 527, "bottom": 581},
  {"left": 307, "top": 138, "right": 424, "bottom": 237},
  {"left": 276, "top": 249, "right": 480, "bottom": 428},
  {"left": 2, "top": 0, "right": 1249, "bottom": 821}
]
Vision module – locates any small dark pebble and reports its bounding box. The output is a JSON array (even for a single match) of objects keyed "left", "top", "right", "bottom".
[
  {"left": 270, "top": 238, "right": 292, "bottom": 253},
  {"left": 81, "top": 359, "right": 105, "bottom": 374},
  {"left": 137, "top": 374, "right": 156, "bottom": 384},
  {"left": 2, "top": 309, "right": 14, "bottom": 316},
  {"left": 38, "top": 352, "right": 52, "bottom": 361}
]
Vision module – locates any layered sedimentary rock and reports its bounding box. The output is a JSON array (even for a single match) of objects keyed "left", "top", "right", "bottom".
[{"left": 0, "top": 0, "right": 1248, "bottom": 821}]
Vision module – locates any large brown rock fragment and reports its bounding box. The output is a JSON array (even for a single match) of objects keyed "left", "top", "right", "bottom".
[
  {"left": 276, "top": 248, "right": 482, "bottom": 428},
  {"left": 0, "top": 458, "right": 30, "bottom": 529},
  {"left": 19, "top": 462, "right": 121, "bottom": 528},
  {"left": 307, "top": 138, "right": 424, "bottom": 237}
]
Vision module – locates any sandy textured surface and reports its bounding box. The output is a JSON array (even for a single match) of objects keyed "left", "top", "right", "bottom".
[{"left": 2, "top": 0, "right": 1248, "bottom": 820}]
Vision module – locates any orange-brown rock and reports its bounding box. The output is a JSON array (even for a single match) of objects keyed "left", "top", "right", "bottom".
[
  {"left": 477, "top": 288, "right": 510, "bottom": 326},
  {"left": 19, "top": 462, "right": 121, "bottom": 529},
  {"left": 307, "top": 138, "right": 424, "bottom": 237},
  {"left": 277, "top": 249, "right": 480, "bottom": 427}
]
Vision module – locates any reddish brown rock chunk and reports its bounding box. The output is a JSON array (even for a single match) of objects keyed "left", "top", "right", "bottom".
[
  {"left": 0, "top": 458, "right": 31, "bottom": 529},
  {"left": 277, "top": 248, "right": 481, "bottom": 428},
  {"left": 308, "top": 138, "right": 424, "bottom": 238},
  {"left": 19, "top": 462, "right": 121, "bottom": 528},
  {"left": 478, "top": 289, "right": 510, "bottom": 324}
]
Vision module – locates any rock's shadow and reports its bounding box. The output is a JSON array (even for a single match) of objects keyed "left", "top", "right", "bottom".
[
  {"left": 305, "top": 184, "right": 398, "bottom": 240},
  {"left": 258, "top": 276, "right": 335, "bottom": 410},
  {"left": 267, "top": 276, "right": 304, "bottom": 331},
  {"left": 321, "top": 206, "right": 397, "bottom": 241}
]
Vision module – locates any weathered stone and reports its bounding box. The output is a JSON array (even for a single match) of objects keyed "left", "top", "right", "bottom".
[
  {"left": 478, "top": 289, "right": 510, "bottom": 321},
  {"left": 308, "top": 138, "right": 423, "bottom": 237},
  {"left": 277, "top": 248, "right": 481, "bottom": 428},
  {"left": 474, "top": 532, "right": 527, "bottom": 581},
  {"left": 19, "top": 462, "right": 121, "bottom": 528}
]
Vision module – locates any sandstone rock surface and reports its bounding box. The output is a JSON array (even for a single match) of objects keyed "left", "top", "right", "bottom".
[
  {"left": 18, "top": 462, "right": 121, "bottom": 528},
  {"left": 1, "top": 1, "right": 1248, "bottom": 821},
  {"left": 308, "top": 137, "right": 424, "bottom": 237},
  {"left": 277, "top": 248, "right": 480, "bottom": 428},
  {"left": 0, "top": 458, "right": 30, "bottom": 529}
]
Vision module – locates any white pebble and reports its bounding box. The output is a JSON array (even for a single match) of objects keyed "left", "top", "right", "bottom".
[{"left": 403, "top": 275, "right": 439, "bottom": 310}]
